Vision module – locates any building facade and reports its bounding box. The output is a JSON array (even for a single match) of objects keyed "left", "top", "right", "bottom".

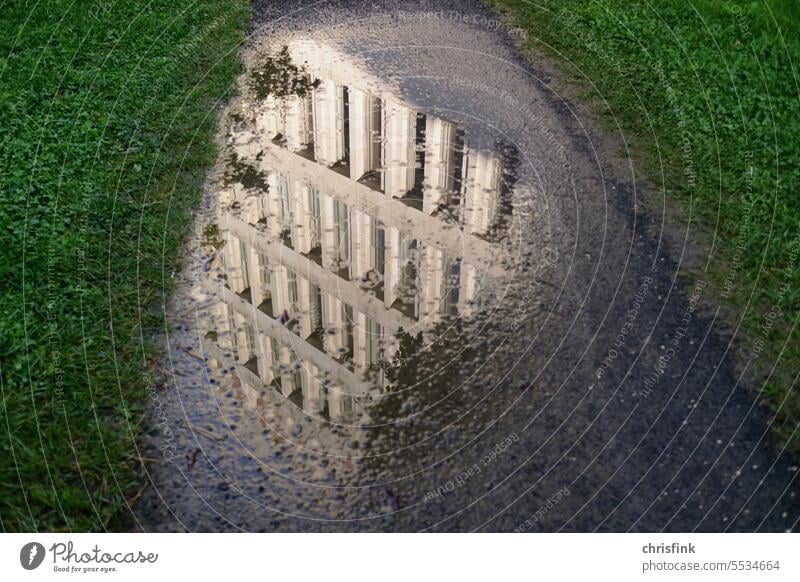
[{"left": 206, "top": 41, "right": 516, "bottom": 420}]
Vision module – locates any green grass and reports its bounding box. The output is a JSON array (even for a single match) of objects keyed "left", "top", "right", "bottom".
[
  {"left": 0, "top": 0, "right": 249, "bottom": 531},
  {"left": 485, "top": 0, "right": 800, "bottom": 449}
]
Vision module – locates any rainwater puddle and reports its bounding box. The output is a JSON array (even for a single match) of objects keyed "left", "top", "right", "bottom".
[{"left": 134, "top": 1, "right": 799, "bottom": 532}]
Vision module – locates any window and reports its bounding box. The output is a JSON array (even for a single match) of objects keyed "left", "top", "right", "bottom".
[
  {"left": 443, "top": 257, "right": 461, "bottom": 316},
  {"left": 307, "top": 188, "right": 321, "bottom": 249},
  {"left": 367, "top": 318, "right": 383, "bottom": 366},
  {"left": 309, "top": 283, "right": 323, "bottom": 332},
  {"left": 342, "top": 303, "right": 354, "bottom": 358},
  {"left": 277, "top": 174, "right": 293, "bottom": 223},
  {"left": 257, "top": 253, "right": 271, "bottom": 296},
  {"left": 287, "top": 269, "right": 299, "bottom": 311},
  {"left": 372, "top": 222, "right": 386, "bottom": 275},
  {"left": 244, "top": 324, "right": 257, "bottom": 359},
  {"left": 334, "top": 200, "right": 350, "bottom": 266},
  {"left": 370, "top": 97, "right": 383, "bottom": 174},
  {"left": 239, "top": 239, "right": 251, "bottom": 290},
  {"left": 270, "top": 337, "right": 280, "bottom": 364}
]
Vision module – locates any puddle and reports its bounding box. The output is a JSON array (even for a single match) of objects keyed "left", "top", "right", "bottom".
[{"left": 134, "top": 2, "right": 799, "bottom": 532}]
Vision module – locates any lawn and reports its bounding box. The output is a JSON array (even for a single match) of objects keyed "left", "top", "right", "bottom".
[
  {"left": 485, "top": 0, "right": 800, "bottom": 449},
  {"left": 0, "top": 0, "right": 249, "bottom": 531}
]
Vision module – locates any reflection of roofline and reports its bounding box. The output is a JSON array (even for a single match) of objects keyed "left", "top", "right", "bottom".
[
  {"left": 221, "top": 285, "right": 371, "bottom": 393},
  {"left": 288, "top": 39, "right": 510, "bottom": 153},
  {"left": 257, "top": 142, "right": 507, "bottom": 277},
  {"left": 224, "top": 213, "right": 416, "bottom": 332},
  {"left": 289, "top": 40, "right": 387, "bottom": 97}
]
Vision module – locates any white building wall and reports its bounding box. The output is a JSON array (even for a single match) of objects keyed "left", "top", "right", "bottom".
[
  {"left": 382, "top": 98, "right": 416, "bottom": 198},
  {"left": 418, "top": 244, "right": 446, "bottom": 323},
  {"left": 301, "top": 364, "right": 325, "bottom": 414},
  {"left": 313, "top": 80, "right": 342, "bottom": 166},
  {"left": 291, "top": 179, "right": 312, "bottom": 254},
  {"left": 423, "top": 117, "right": 455, "bottom": 212},
  {"left": 349, "top": 208, "right": 372, "bottom": 281},
  {"left": 283, "top": 95, "right": 310, "bottom": 152},
  {"left": 319, "top": 191, "right": 337, "bottom": 270},
  {"left": 255, "top": 96, "right": 281, "bottom": 139},
  {"left": 347, "top": 88, "right": 371, "bottom": 180},
  {"left": 322, "top": 294, "right": 345, "bottom": 355},
  {"left": 463, "top": 150, "right": 500, "bottom": 235},
  {"left": 211, "top": 49, "right": 518, "bottom": 417},
  {"left": 383, "top": 226, "right": 402, "bottom": 308},
  {"left": 353, "top": 311, "right": 369, "bottom": 369}
]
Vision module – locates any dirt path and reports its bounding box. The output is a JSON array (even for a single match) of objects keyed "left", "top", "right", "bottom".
[{"left": 133, "top": 0, "right": 798, "bottom": 532}]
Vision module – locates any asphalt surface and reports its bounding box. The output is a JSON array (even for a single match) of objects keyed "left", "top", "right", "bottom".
[{"left": 133, "top": 0, "right": 799, "bottom": 532}]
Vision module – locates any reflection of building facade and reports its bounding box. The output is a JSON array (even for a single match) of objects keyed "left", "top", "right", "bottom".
[{"left": 207, "top": 42, "right": 515, "bottom": 420}]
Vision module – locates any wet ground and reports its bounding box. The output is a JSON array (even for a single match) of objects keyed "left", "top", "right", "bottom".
[{"left": 133, "top": 0, "right": 799, "bottom": 532}]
